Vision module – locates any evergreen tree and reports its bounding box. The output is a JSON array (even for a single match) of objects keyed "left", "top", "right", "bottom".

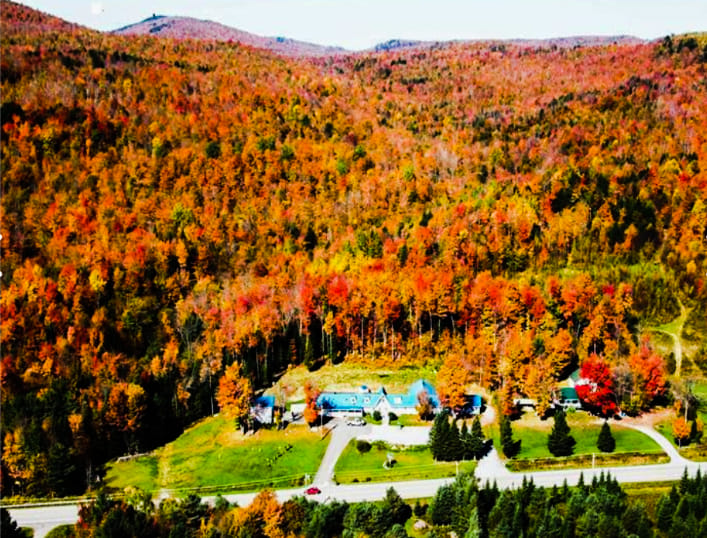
[
  {"left": 548, "top": 409, "right": 575, "bottom": 457},
  {"left": 429, "top": 410, "right": 449, "bottom": 460},
  {"left": 448, "top": 419, "right": 464, "bottom": 461},
  {"left": 655, "top": 493, "right": 675, "bottom": 532},
  {"left": 460, "top": 420, "right": 472, "bottom": 460},
  {"left": 464, "top": 506, "right": 482, "bottom": 538},
  {"left": 0, "top": 508, "right": 26, "bottom": 538},
  {"left": 380, "top": 487, "right": 412, "bottom": 527},
  {"left": 500, "top": 414, "right": 520, "bottom": 458},
  {"left": 470, "top": 416, "right": 485, "bottom": 460},
  {"left": 597, "top": 421, "right": 616, "bottom": 453},
  {"left": 428, "top": 484, "right": 456, "bottom": 526}
]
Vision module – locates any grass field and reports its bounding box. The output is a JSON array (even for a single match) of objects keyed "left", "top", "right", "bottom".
[
  {"left": 490, "top": 411, "right": 665, "bottom": 465},
  {"left": 270, "top": 363, "right": 439, "bottom": 401},
  {"left": 105, "top": 455, "right": 159, "bottom": 492},
  {"left": 334, "top": 440, "right": 475, "bottom": 484},
  {"left": 105, "top": 415, "right": 329, "bottom": 495}
]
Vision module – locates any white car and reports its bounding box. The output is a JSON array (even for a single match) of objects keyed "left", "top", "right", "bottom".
[{"left": 346, "top": 418, "right": 366, "bottom": 426}]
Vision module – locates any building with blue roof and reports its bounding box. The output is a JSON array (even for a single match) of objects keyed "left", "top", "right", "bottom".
[
  {"left": 316, "top": 379, "right": 442, "bottom": 418},
  {"left": 251, "top": 394, "right": 276, "bottom": 424}
]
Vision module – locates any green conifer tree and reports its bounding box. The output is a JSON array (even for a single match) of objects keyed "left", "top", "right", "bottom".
[
  {"left": 597, "top": 421, "right": 616, "bottom": 453},
  {"left": 448, "top": 419, "right": 463, "bottom": 461},
  {"left": 460, "top": 420, "right": 472, "bottom": 460},
  {"left": 430, "top": 410, "right": 449, "bottom": 460},
  {"left": 500, "top": 414, "right": 520, "bottom": 458},
  {"left": 470, "top": 416, "right": 485, "bottom": 460},
  {"left": 548, "top": 409, "right": 575, "bottom": 457}
]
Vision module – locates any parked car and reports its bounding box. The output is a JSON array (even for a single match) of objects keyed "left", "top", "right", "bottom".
[
  {"left": 346, "top": 417, "right": 366, "bottom": 426},
  {"left": 305, "top": 486, "right": 321, "bottom": 495}
]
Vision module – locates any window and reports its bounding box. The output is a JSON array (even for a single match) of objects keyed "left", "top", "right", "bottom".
[
  {"left": 364, "top": 397, "right": 370, "bottom": 404},
  {"left": 350, "top": 397, "right": 357, "bottom": 404},
  {"left": 394, "top": 397, "right": 402, "bottom": 404}
]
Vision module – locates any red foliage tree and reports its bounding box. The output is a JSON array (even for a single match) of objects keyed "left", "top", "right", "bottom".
[{"left": 575, "top": 354, "right": 617, "bottom": 417}]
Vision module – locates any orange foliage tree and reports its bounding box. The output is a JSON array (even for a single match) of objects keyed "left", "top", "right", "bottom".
[
  {"left": 216, "top": 364, "right": 253, "bottom": 430},
  {"left": 303, "top": 380, "right": 321, "bottom": 427}
]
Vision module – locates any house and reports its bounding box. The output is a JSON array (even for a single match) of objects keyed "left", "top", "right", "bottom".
[
  {"left": 250, "top": 395, "right": 276, "bottom": 424},
  {"left": 316, "top": 379, "right": 441, "bottom": 418},
  {"left": 462, "top": 394, "right": 483, "bottom": 415},
  {"left": 555, "top": 387, "right": 582, "bottom": 410},
  {"left": 567, "top": 368, "right": 589, "bottom": 388}
]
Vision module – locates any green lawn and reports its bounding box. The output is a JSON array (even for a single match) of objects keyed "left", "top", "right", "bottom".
[
  {"left": 105, "top": 455, "right": 158, "bottom": 492},
  {"left": 394, "top": 414, "right": 432, "bottom": 427},
  {"left": 491, "top": 411, "right": 664, "bottom": 460},
  {"left": 334, "top": 440, "right": 475, "bottom": 484},
  {"left": 105, "top": 416, "right": 329, "bottom": 495}
]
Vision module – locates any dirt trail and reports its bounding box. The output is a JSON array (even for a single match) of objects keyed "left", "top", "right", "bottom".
[{"left": 648, "top": 296, "right": 690, "bottom": 378}]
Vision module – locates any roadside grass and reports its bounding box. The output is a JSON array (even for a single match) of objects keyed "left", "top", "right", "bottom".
[
  {"left": 105, "top": 415, "right": 329, "bottom": 495},
  {"left": 334, "top": 440, "right": 475, "bottom": 484},
  {"left": 490, "top": 410, "right": 666, "bottom": 469},
  {"left": 270, "top": 363, "right": 438, "bottom": 401},
  {"left": 104, "top": 455, "right": 158, "bottom": 492}
]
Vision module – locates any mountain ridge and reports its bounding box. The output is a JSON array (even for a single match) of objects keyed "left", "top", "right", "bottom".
[{"left": 111, "top": 14, "right": 348, "bottom": 57}]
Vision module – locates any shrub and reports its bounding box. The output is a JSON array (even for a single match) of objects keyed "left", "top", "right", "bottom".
[
  {"left": 356, "top": 440, "right": 372, "bottom": 453},
  {"left": 413, "top": 500, "right": 428, "bottom": 517},
  {"left": 388, "top": 412, "right": 397, "bottom": 422},
  {"left": 373, "top": 410, "right": 382, "bottom": 422}
]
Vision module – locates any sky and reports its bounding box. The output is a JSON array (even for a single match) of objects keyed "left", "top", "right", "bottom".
[{"left": 19, "top": 0, "right": 707, "bottom": 51}]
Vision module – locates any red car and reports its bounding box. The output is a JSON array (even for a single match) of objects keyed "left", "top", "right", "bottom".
[{"left": 305, "top": 486, "right": 321, "bottom": 495}]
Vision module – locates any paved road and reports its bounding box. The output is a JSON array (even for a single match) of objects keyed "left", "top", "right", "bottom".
[
  {"left": 11, "top": 459, "right": 707, "bottom": 537},
  {"left": 10, "top": 421, "right": 707, "bottom": 537},
  {"left": 8, "top": 504, "right": 80, "bottom": 538}
]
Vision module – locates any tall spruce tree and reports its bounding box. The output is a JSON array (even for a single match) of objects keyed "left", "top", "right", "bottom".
[
  {"left": 548, "top": 409, "right": 575, "bottom": 457},
  {"left": 470, "top": 416, "right": 485, "bottom": 460},
  {"left": 500, "top": 414, "right": 520, "bottom": 458},
  {"left": 460, "top": 420, "right": 472, "bottom": 460},
  {"left": 447, "top": 419, "right": 464, "bottom": 461},
  {"left": 597, "top": 421, "right": 616, "bottom": 453},
  {"left": 430, "top": 409, "right": 450, "bottom": 460}
]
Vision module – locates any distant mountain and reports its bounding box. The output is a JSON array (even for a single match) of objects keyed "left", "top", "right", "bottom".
[
  {"left": 0, "top": 0, "right": 83, "bottom": 35},
  {"left": 112, "top": 15, "right": 348, "bottom": 57},
  {"left": 372, "top": 34, "right": 643, "bottom": 52},
  {"left": 373, "top": 39, "right": 433, "bottom": 52},
  {"left": 507, "top": 35, "right": 644, "bottom": 47}
]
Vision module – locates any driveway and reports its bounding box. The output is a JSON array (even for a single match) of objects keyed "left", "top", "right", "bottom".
[
  {"left": 312, "top": 419, "right": 370, "bottom": 486},
  {"left": 357, "top": 425, "right": 430, "bottom": 446}
]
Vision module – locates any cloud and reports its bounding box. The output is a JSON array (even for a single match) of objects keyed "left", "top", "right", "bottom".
[{"left": 90, "top": 2, "right": 104, "bottom": 15}]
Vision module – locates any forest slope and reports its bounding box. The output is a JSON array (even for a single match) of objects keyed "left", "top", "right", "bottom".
[{"left": 1, "top": 0, "right": 706, "bottom": 497}]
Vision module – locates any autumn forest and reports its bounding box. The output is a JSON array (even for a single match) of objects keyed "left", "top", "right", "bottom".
[{"left": 1, "top": 1, "right": 706, "bottom": 497}]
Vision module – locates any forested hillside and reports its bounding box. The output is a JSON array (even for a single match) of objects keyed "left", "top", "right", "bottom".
[{"left": 1, "top": 0, "right": 706, "bottom": 496}]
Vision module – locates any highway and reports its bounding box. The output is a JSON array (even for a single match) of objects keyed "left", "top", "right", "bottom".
[{"left": 9, "top": 457, "right": 707, "bottom": 538}]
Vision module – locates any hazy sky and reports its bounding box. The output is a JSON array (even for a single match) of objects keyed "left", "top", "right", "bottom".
[{"left": 20, "top": 0, "right": 707, "bottom": 50}]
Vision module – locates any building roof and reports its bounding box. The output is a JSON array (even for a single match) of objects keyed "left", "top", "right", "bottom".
[
  {"left": 559, "top": 387, "right": 579, "bottom": 401},
  {"left": 317, "top": 391, "right": 383, "bottom": 411},
  {"left": 469, "top": 394, "right": 482, "bottom": 407},
  {"left": 569, "top": 369, "right": 581, "bottom": 382},
  {"left": 253, "top": 395, "right": 276, "bottom": 408},
  {"left": 316, "top": 379, "right": 439, "bottom": 411}
]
